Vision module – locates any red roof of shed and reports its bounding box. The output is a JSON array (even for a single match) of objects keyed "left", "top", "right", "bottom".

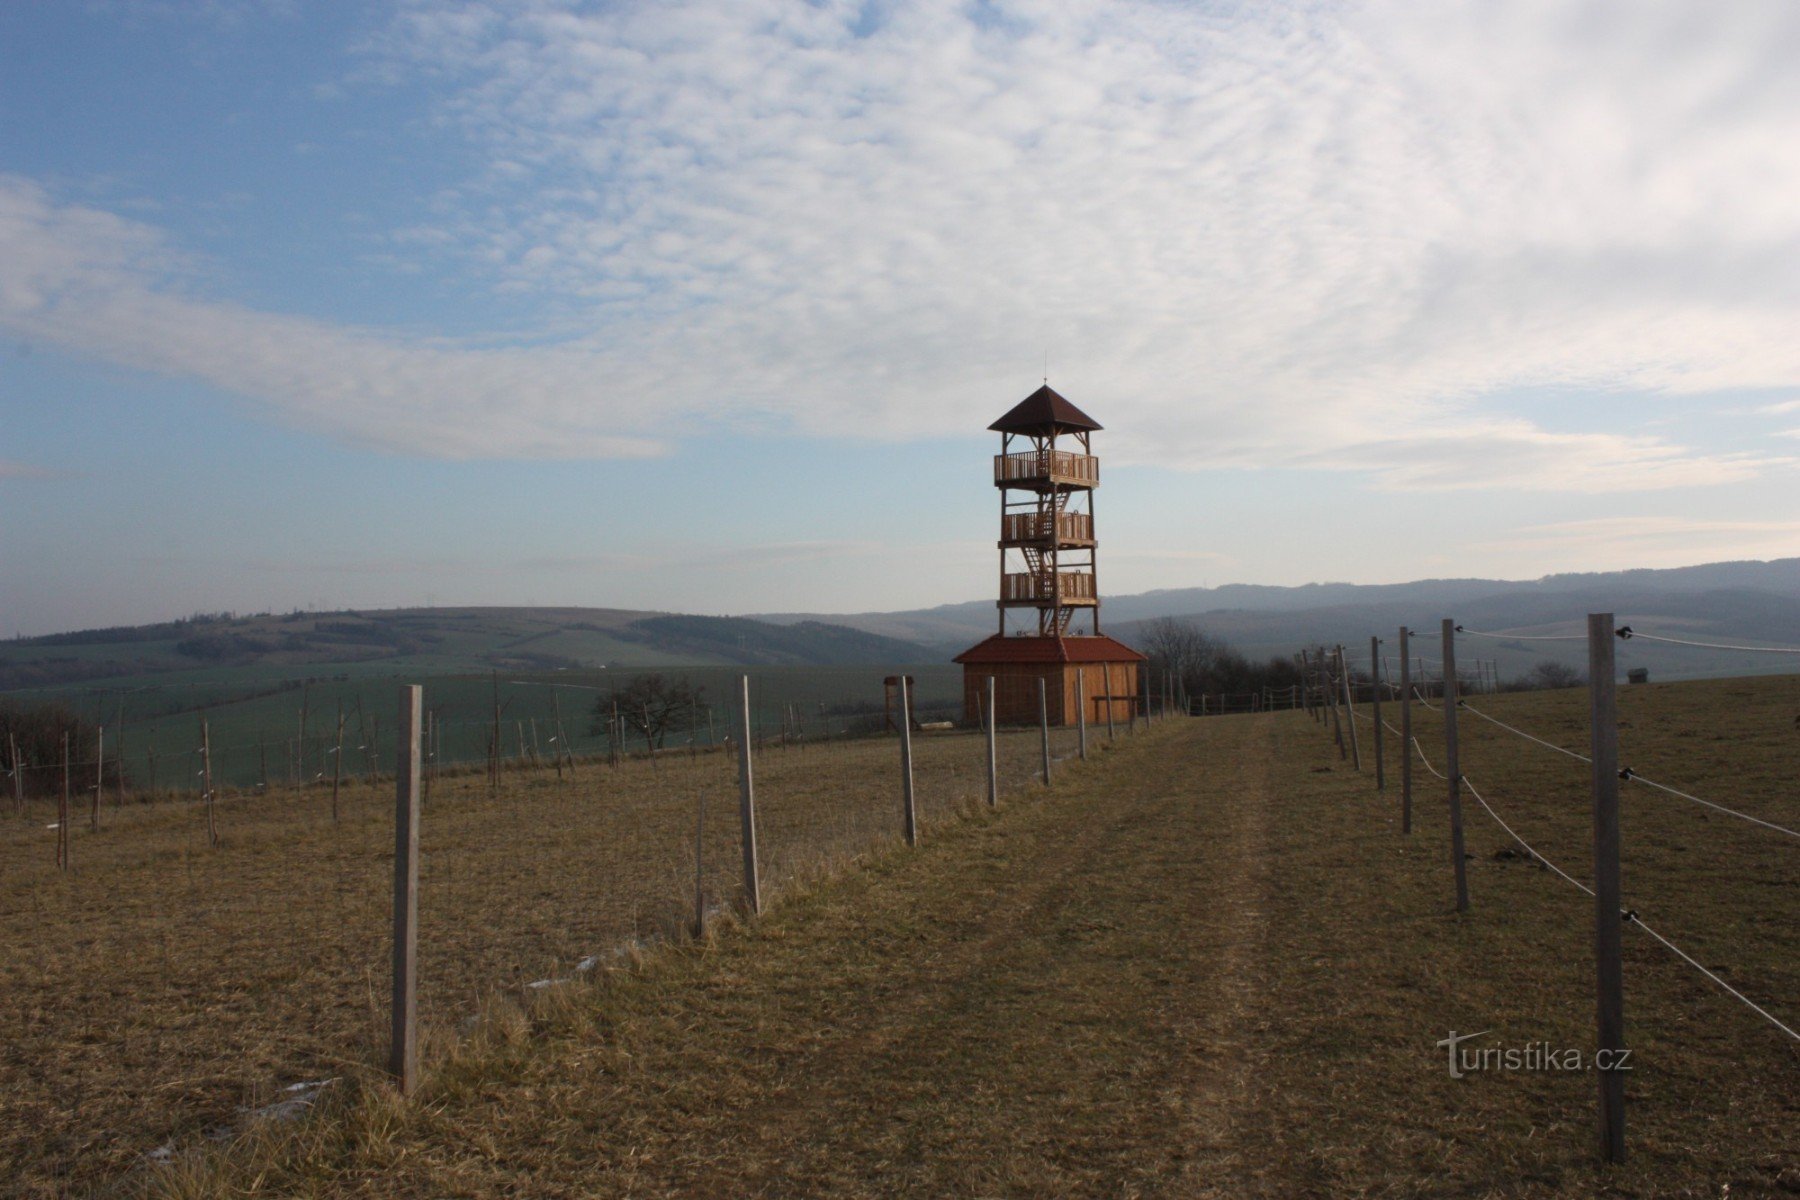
[{"left": 953, "top": 634, "right": 1145, "bottom": 664}]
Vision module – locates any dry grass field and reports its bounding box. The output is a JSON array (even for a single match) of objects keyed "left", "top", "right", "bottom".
[
  {"left": 6, "top": 674, "right": 1799, "bottom": 1198},
  {"left": 0, "top": 719, "right": 1086, "bottom": 1197}
]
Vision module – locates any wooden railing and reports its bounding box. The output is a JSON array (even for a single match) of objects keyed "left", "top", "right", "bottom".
[
  {"left": 994, "top": 449, "right": 1099, "bottom": 486},
  {"left": 1001, "top": 572, "right": 1098, "bottom": 603},
  {"left": 1001, "top": 511, "right": 1094, "bottom": 543}
]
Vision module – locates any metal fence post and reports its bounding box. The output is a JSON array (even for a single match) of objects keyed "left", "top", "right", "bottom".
[
  {"left": 1370, "top": 636, "right": 1384, "bottom": 789},
  {"left": 1037, "top": 677, "right": 1051, "bottom": 785},
  {"left": 1399, "top": 627, "right": 1413, "bottom": 834}
]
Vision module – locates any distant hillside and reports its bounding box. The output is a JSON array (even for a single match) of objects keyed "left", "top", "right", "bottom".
[
  {"left": 0, "top": 607, "right": 940, "bottom": 692},
  {"left": 758, "top": 558, "right": 1800, "bottom": 681}
]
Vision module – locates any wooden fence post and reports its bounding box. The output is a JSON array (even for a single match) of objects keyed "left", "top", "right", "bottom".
[
  {"left": 737, "top": 676, "right": 762, "bottom": 912},
  {"left": 1399, "top": 627, "right": 1413, "bottom": 834},
  {"left": 332, "top": 707, "right": 345, "bottom": 823},
  {"left": 1588, "top": 612, "right": 1627, "bottom": 1163},
  {"left": 1328, "top": 654, "right": 1347, "bottom": 759},
  {"left": 693, "top": 788, "right": 707, "bottom": 938},
  {"left": 1038, "top": 677, "right": 1051, "bottom": 785},
  {"left": 390, "top": 684, "right": 421, "bottom": 1096},
  {"left": 1076, "top": 667, "right": 1088, "bottom": 761},
  {"left": 1104, "top": 668, "right": 1117, "bottom": 740},
  {"left": 8, "top": 732, "right": 21, "bottom": 816},
  {"left": 900, "top": 675, "right": 918, "bottom": 843},
  {"left": 1370, "top": 636, "right": 1384, "bottom": 790},
  {"left": 1442, "top": 619, "right": 1469, "bottom": 912},
  {"left": 1339, "top": 647, "right": 1362, "bottom": 771},
  {"left": 92, "top": 726, "right": 103, "bottom": 831},
  {"left": 202, "top": 718, "right": 217, "bottom": 848},
  {"left": 984, "top": 676, "right": 998, "bottom": 808},
  {"left": 58, "top": 732, "right": 70, "bottom": 871}
]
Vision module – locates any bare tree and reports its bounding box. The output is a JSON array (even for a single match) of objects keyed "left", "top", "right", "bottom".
[{"left": 593, "top": 674, "right": 705, "bottom": 750}]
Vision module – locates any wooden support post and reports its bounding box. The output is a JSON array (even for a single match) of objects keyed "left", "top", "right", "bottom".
[
  {"left": 1442, "top": 619, "right": 1469, "bottom": 912},
  {"left": 1588, "top": 612, "right": 1627, "bottom": 1163},
  {"left": 983, "top": 676, "right": 998, "bottom": 806},
  {"left": 8, "top": 732, "right": 21, "bottom": 816},
  {"left": 332, "top": 707, "right": 345, "bottom": 823},
  {"left": 390, "top": 685, "right": 421, "bottom": 1096},
  {"left": 1299, "top": 650, "right": 1315, "bottom": 721},
  {"left": 1037, "top": 676, "right": 1051, "bottom": 785},
  {"left": 1371, "top": 636, "right": 1384, "bottom": 790},
  {"left": 1339, "top": 648, "right": 1362, "bottom": 771},
  {"left": 202, "top": 718, "right": 217, "bottom": 848},
  {"left": 58, "top": 732, "right": 69, "bottom": 870},
  {"left": 900, "top": 675, "right": 918, "bottom": 843},
  {"left": 693, "top": 787, "right": 707, "bottom": 939},
  {"left": 1328, "top": 654, "right": 1347, "bottom": 759},
  {"left": 1104, "top": 668, "right": 1117, "bottom": 741},
  {"left": 1399, "top": 628, "right": 1413, "bottom": 834},
  {"left": 1076, "top": 667, "right": 1088, "bottom": 761},
  {"left": 550, "top": 693, "right": 566, "bottom": 780},
  {"left": 736, "top": 676, "right": 762, "bottom": 914},
  {"left": 92, "top": 726, "right": 102, "bottom": 830}
]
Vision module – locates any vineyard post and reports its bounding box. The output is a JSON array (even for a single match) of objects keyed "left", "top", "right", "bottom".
[
  {"left": 1339, "top": 647, "right": 1362, "bottom": 771},
  {"left": 1399, "top": 627, "right": 1413, "bottom": 834},
  {"left": 1104, "top": 669, "right": 1117, "bottom": 741},
  {"left": 736, "top": 676, "right": 762, "bottom": 913},
  {"left": 331, "top": 707, "right": 345, "bottom": 823},
  {"left": 550, "top": 693, "right": 566, "bottom": 780},
  {"left": 91, "top": 726, "right": 102, "bottom": 830},
  {"left": 1441, "top": 619, "right": 1468, "bottom": 912},
  {"left": 985, "top": 676, "right": 998, "bottom": 807},
  {"left": 9, "top": 732, "right": 21, "bottom": 815},
  {"left": 692, "top": 788, "right": 707, "bottom": 938},
  {"left": 390, "top": 684, "right": 421, "bottom": 1096},
  {"left": 1299, "top": 649, "right": 1315, "bottom": 721},
  {"left": 202, "top": 718, "right": 216, "bottom": 847},
  {"left": 1076, "top": 667, "right": 1088, "bottom": 761},
  {"left": 900, "top": 675, "right": 918, "bottom": 844},
  {"left": 1370, "top": 636, "right": 1384, "bottom": 790},
  {"left": 1328, "top": 654, "right": 1347, "bottom": 759},
  {"left": 1038, "top": 677, "right": 1051, "bottom": 785},
  {"left": 1588, "top": 612, "right": 1627, "bottom": 1163},
  {"left": 58, "top": 732, "right": 69, "bottom": 870}
]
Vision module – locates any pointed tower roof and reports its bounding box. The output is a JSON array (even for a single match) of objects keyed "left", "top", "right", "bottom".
[{"left": 988, "top": 385, "right": 1103, "bottom": 436}]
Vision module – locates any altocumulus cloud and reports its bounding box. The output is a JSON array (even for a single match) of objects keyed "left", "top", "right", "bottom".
[{"left": 3, "top": 0, "right": 1800, "bottom": 488}]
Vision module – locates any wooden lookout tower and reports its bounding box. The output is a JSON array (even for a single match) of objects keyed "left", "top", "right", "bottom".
[{"left": 953, "top": 386, "right": 1144, "bottom": 727}]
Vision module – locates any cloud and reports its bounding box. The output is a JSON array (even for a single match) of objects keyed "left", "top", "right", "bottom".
[{"left": 5, "top": 0, "right": 1800, "bottom": 488}]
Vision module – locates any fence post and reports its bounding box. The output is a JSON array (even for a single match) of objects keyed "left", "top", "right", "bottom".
[
  {"left": 693, "top": 788, "right": 707, "bottom": 939},
  {"left": 58, "top": 732, "right": 70, "bottom": 871},
  {"left": 1328, "top": 655, "right": 1347, "bottom": 758},
  {"left": 1076, "top": 667, "right": 1088, "bottom": 761},
  {"left": 985, "top": 675, "right": 998, "bottom": 807},
  {"left": 92, "top": 726, "right": 103, "bottom": 831},
  {"left": 1339, "top": 647, "right": 1362, "bottom": 771},
  {"left": 1442, "top": 619, "right": 1469, "bottom": 912},
  {"left": 202, "top": 718, "right": 217, "bottom": 848},
  {"left": 1105, "top": 669, "right": 1117, "bottom": 740},
  {"left": 1370, "top": 636, "right": 1384, "bottom": 790},
  {"left": 1399, "top": 627, "right": 1413, "bottom": 834},
  {"left": 900, "top": 675, "right": 918, "bottom": 843},
  {"left": 390, "top": 684, "right": 422, "bottom": 1096},
  {"left": 1588, "top": 612, "right": 1627, "bottom": 1163},
  {"left": 1038, "top": 677, "right": 1051, "bottom": 785},
  {"left": 8, "top": 732, "right": 21, "bottom": 816},
  {"left": 737, "top": 676, "right": 762, "bottom": 912}
]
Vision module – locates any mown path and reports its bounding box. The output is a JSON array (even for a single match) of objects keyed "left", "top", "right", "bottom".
[{"left": 169, "top": 710, "right": 1796, "bottom": 1198}]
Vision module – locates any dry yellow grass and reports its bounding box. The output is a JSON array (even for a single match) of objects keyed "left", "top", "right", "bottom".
[
  {"left": 112, "top": 682, "right": 1800, "bottom": 1198},
  {"left": 0, "top": 720, "right": 1089, "bottom": 1196}
]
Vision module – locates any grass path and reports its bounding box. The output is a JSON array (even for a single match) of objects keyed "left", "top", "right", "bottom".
[{"left": 155, "top": 709, "right": 1799, "bottom": 1198}]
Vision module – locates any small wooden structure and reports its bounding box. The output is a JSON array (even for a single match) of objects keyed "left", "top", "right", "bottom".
[{"left": 955, "top": 386, "right": 1144, "bottom": 726}]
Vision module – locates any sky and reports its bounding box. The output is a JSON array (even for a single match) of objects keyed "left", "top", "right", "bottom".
[{"left": 2, "top": 0, "right": 1799, "bottom": 637}]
